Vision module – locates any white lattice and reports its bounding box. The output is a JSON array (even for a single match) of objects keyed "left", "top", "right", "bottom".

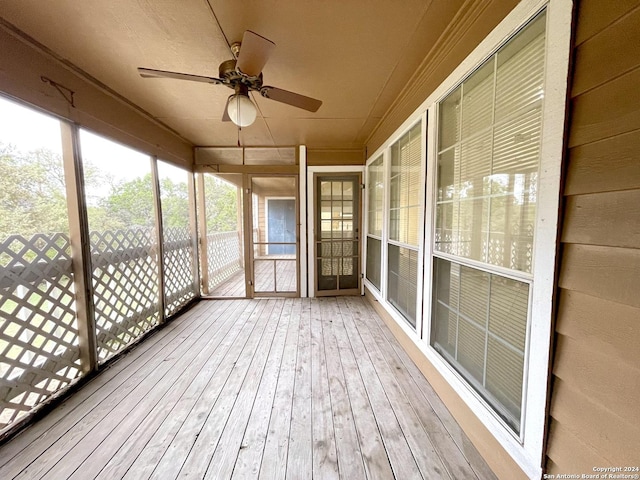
[
  {"left": 435, "top": 230, "right": 533, "bottom": 272},
  {"left": 90, "top": 229, "right": 160, "bottom": 362},
  {"left": 163, "top": 227, "right": 196, "bottom": 316},
  {"left": 0, "top": 233, "right": 81, "bottom": 431},
  {"left": 206, "top": 231, "right": 243, "bottom": 291}
]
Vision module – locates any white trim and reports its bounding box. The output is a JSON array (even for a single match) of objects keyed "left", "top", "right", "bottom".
[
  {"left": 363, "top": 1, "right": 572, "bottom": 477},
  {"left": 525, "top": 0, "right": 572, "bottom": 468},
  {"left": 299, "top": 146, "right": 308, "bottom": 297},
  {"left": 415, "top": 111, "right": 428, "bottom": 336},
  {"left": 422, "top": 105, "right": 438, "bottom": 341},
  {"left": 306, "top": 165, "right": 365, "bottom": 298}
]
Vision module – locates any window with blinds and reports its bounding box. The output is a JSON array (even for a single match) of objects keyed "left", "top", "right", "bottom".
[
  {"left": 389, "top": 123, "right": 422, "bottom": 246},
  {"left": 366, "top": 156, "right": 384, "bottom": 290},
  {"left": 387, "top": 122, "right": 421, "bottom": 327},
  {"left": 431, "top": 11, "right": 546, "bottom": 434},
  {"left": 435, "top": 11, "right": 545, "bottom": 273}
]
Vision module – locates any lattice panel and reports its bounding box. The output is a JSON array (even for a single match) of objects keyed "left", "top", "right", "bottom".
[
  {"left": 435, "top": 231, "right": 533, "bottom": 273},
  {"left": 0, "top": 233, "right": 81, "bottom": 431},
  {"left": 163, "top": 227, "right": 196, "bottom": 317},
  {"left": 90, "top": 229, "right": 160, "bottom": 362},
  {"left": 206, "top": 231, "right": 243, "bottom": 291}
]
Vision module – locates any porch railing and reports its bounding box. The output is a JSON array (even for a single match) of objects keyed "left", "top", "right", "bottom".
[
  {"left": 206, "top": 230, "right": 243, "bottom": 292},
  {"left": 0, "top": 227, "right": 197, "bottom": 432}
]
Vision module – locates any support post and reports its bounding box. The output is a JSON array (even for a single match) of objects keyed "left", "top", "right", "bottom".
[
  {"left": 150, "top": 156, "right": 166, "bottom": 322},
  {"left": 243, "top": 175, "right": 254, "bottom": 298},
  {"left": 187, "top": 170, "right": 200, "bottom": 298},
  {"left": 196, "top": 173, "right": 209, "bottom": 294},
  {"left": 60, "top": 122, "right": 98, "bottom": 373}
]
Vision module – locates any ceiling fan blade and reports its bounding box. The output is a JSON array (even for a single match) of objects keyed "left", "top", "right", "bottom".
[
  {"left": 260, "top": 86, "right": 322, "bottom": 112},
  {"left": 138, "top": 67, "right": 222, "bottom": 84},
  {"left": 236, "top": 31, "right": 275, "bottom": 77}
]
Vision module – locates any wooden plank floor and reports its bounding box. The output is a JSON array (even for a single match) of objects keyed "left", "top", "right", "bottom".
[
  {"left": 208, "top": 259, "right": 297, "bottom": 297},
  {"left": 208, "top": 270, "right": 246, "bottom": 297},
  {"left": 0, "top": 297, "right": 496, "bottom": 480}
]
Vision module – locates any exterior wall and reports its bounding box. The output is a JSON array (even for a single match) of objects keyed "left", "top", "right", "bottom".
[
  {"left": 546, "top": 0, "right": 640, "bottom": 473},
  {"left": 307, "top": 149, "right": 365, "bottom": 166}
]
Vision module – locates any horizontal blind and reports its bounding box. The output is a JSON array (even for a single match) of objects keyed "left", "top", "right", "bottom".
[
  {"left": 387, "top": 244, "right": 418, "bottom": 327},
  {"left": 431, "top": 258, "right": 529, "bottom": 431},
  {"left": 389, "top": 122, "right": 422, "bottom": 246},
  {"left": 367, "top": 156, "right": 384, "bottom": 237},
  {"left": 435, "top": 11, "right": 545, "bottom": 274}
]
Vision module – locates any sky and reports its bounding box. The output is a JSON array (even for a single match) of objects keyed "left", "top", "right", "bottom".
[{"left": 0, "top": 95, "right": 186, "bottom": 190}]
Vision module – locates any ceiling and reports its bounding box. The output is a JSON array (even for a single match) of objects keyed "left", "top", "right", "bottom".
[{"left": 0, "top": 0, "right": 466, "bottom": 151}]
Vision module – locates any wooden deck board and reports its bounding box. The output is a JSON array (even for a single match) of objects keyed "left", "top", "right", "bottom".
[{"left": 0, "top": 297, "right": 495, "bottom": 480}]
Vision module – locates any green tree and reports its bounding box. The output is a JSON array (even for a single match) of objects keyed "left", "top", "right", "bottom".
[
  {"left": 159, "top": 177, "right": 189, "bottom": 228},
  {"left": 98, "top": 174, "right": 155, "bottom": 230},
  {"left": 0, "top": 144, "right": 69, "bottom": 237},
  {"left": 0, "top": 142, "right": 237, "bottom": 240},
  {"left": 204, "top": 175, "right": 238, "bottom": 232}
]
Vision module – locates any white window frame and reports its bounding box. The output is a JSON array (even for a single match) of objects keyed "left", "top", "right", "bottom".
[
  {"left": 363, "top": 0, "right": 572, "bottom": 477},
  {"left": 364, "top": 113, "right": 428, "bottom": 335},
  {"left": 364, "top": 155, "right": 385, "bottom": 294}
]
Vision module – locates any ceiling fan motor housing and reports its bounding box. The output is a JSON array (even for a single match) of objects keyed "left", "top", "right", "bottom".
[{"left": 218, "top": 59, "right": 263, "bottom": 90}]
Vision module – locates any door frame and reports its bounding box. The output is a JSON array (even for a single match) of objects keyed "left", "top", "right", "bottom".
[
  {"left": 247, "top": 174, "right": 300, "bottom": 298},
  {"left": 306, "top": 166, "right": 364, "bottom": 297}
]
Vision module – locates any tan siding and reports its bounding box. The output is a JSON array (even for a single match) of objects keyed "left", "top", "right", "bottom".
[
  {"left": 552, "top": 335, "right": 639, "bottom": 424},
  {"left": 572, "top": 5, "right": 640, "bottom": 96},
  {"left": 574, "top": 0, "right": 640, "bottom": 44},
  {"left": 550, "top": 378, "right": 640, "bottom": 460},
  {"left": 548, "top": 0, "right": 640, "bottom": 474},
  {"left": 562, "top": 190, "right": 640, "bottom": 248},
  {"left": 564, "top": 129, "right": 640, "bottom": 195},
  {"left": 569, "top": 67, "right": 640, "bottom": 148},
  {"left": 546, "top": 419, "right": 609, "bottom": 472},
  {"left": 556, "top": 290, "right": 640, "bottom": 367},
  {"left": 559, "top": 244, "right": 640, "bottom": 309}
]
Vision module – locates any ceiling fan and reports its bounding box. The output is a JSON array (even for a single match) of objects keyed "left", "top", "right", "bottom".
[{"left": 138, "top": 30, "right": 322, "bottom": 127}]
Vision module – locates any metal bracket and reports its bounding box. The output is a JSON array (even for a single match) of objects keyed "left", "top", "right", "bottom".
[{"left": 41, "top": 76, "right": 75, "bottom": 107}]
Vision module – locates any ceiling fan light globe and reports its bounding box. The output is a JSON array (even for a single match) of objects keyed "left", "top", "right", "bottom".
[{"left": 227, "top": 93, "right": 257, "bottom": 127}]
